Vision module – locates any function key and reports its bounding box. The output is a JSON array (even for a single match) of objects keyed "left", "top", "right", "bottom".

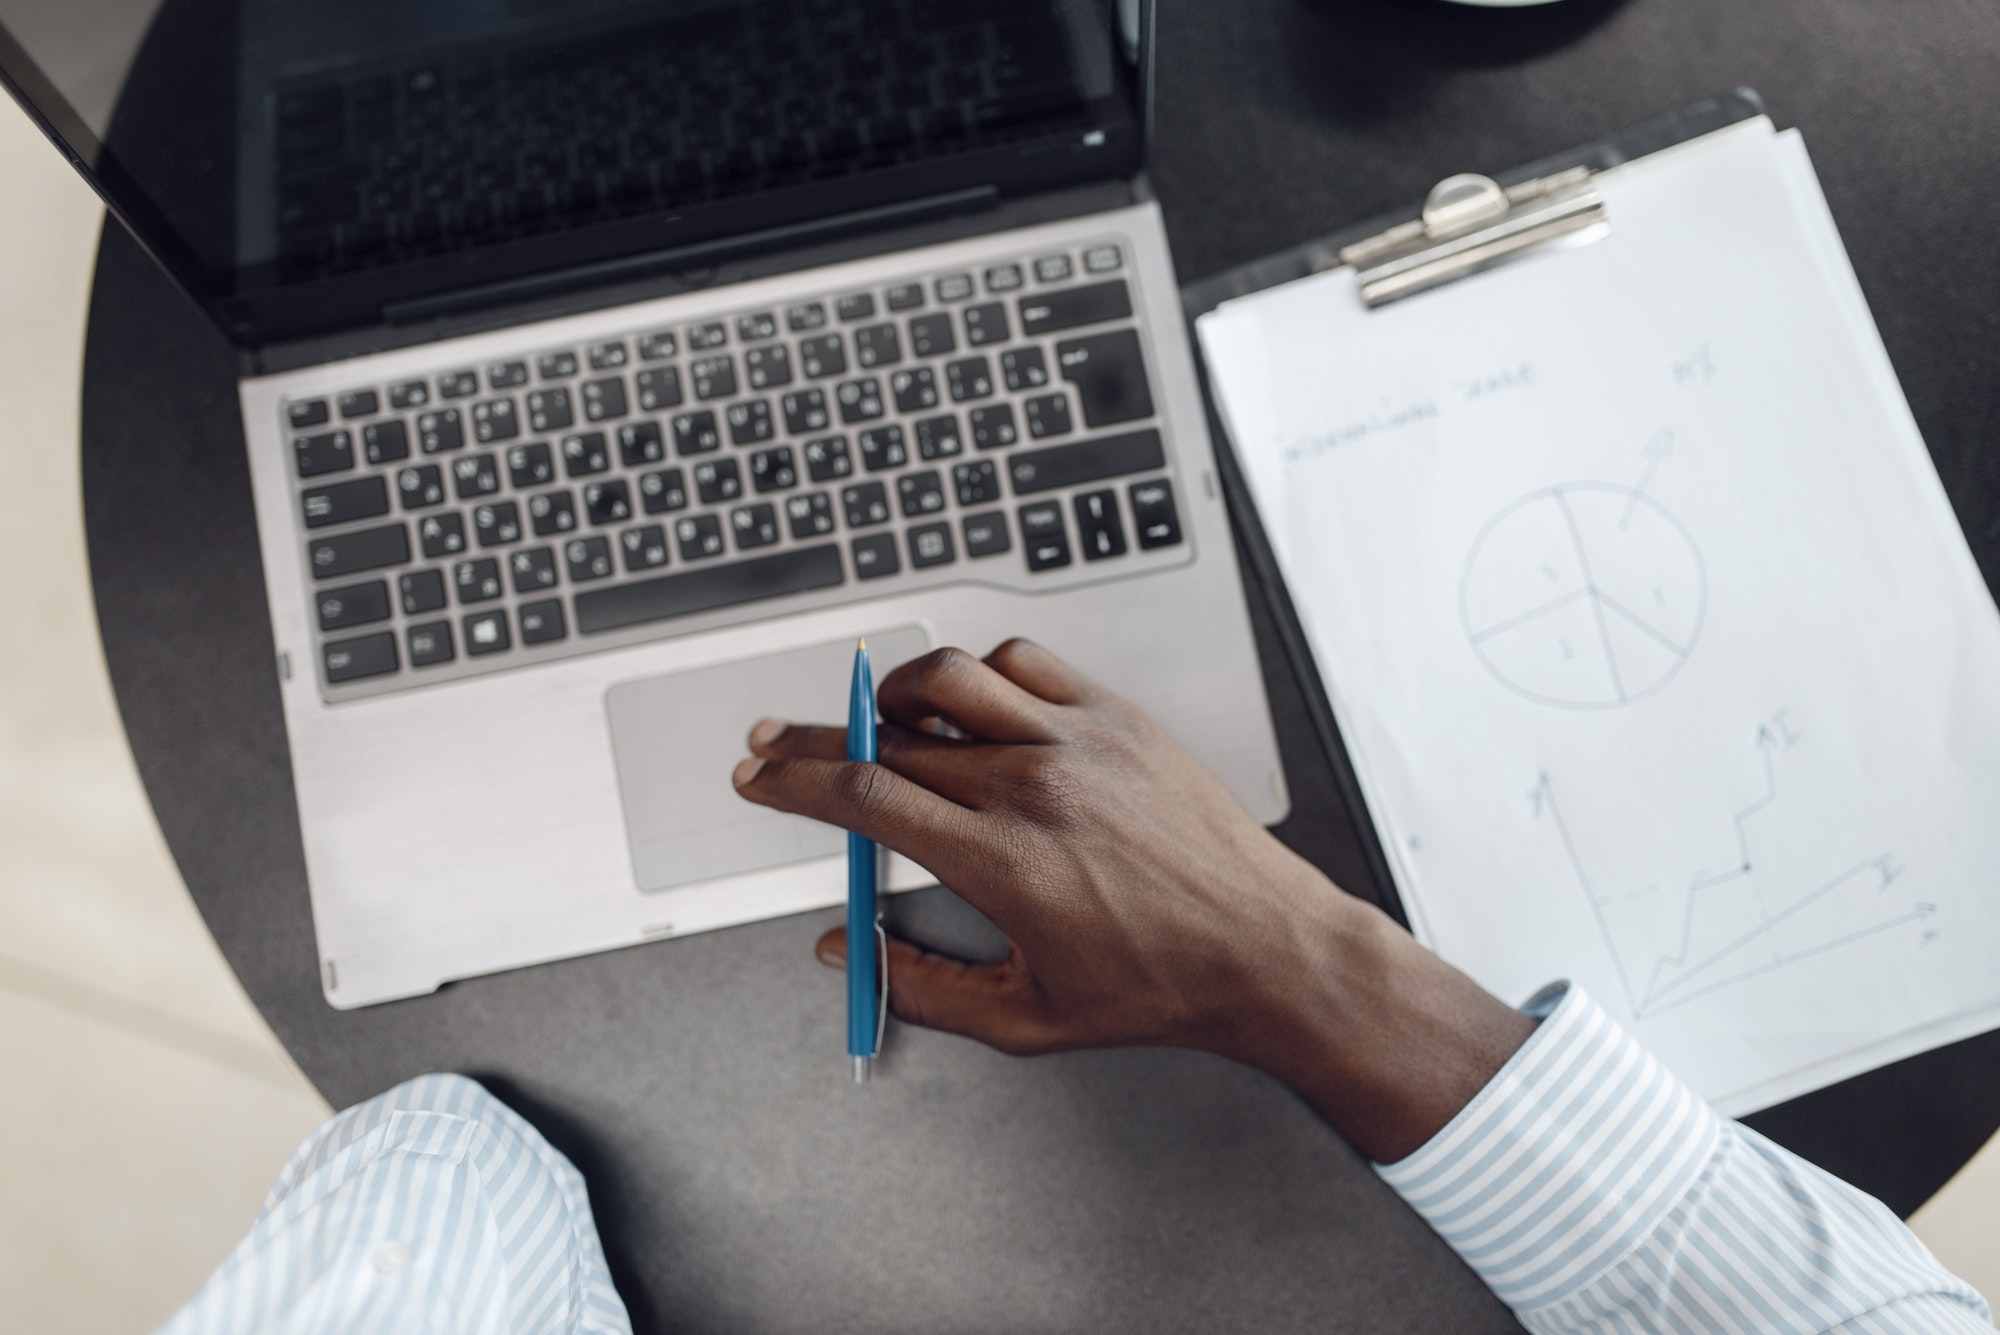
[
  {"left": 293, "top": 429, "right": 354, "bottom": 477},
  {"left": 407, "top": 620, "right": 454, "bottom": 667},
  {"left": 689, "top": 321, "right": 728, "bottom": 350},
  {"left": 337, "top": 390, "right": 379, "bottom": 419},
  {"left": 323, "top": 630, "right": 398, "bottom": 683},
  {"left": 984, "top": 263, "right": 1024, "bottom": 293},
  {"left": 786, "top": 301, "right": 828, "bottom": 332},
  {"left": 736, "top": 311, "right": 778, "bottom": 341},
  {"left": 538, "top": 351, "right": 579, "bottom": 379},
  {"left": 438, "top": 370, "right": 479, "bottom": 399},
  {"left": 487, "top": 361, "right": 528, "bottom": 389},
  {"left": 637, "top": 330, "right": 678, "bottom": 360},
  {"left": 287, "top": 400, "right": 330, "bottom": 430},
  {"left": 1129, "top": 479, "right": 1184, "bottom": 548},
  {"left": 463, "top": 609, "right": 511, "bottom": 656},
  {"left": 935, "top": 272, "right": 974, "bottom": 302},
  {"left": 885, "top": 283, "right": 925, "bottom": 311},
  {"left": 835, "top": 293, "right": 877, "bottom": 322},
  {"left": 1083, "top": 243, "right": 1123, "bottom": 273},
  {"left": 588, "top": 341, "right": 629, "bottom": 370},
  {"left": 1034, "top": 254, "right": 1074, "bottom": 284},
  {"left": 387, "top": 380, "right": 429, "bottom": 409}
]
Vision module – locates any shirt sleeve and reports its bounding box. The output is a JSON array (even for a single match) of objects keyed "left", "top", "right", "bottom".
[{"left": 1376, "top": 983, "right": 1993, "bottom": 1334}]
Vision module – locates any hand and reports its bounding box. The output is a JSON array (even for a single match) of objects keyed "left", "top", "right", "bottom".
[{"left": 731, "top": 639, "right": 1535, "bottom": 1161}]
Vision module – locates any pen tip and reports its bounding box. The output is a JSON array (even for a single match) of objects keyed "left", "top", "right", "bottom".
[{"left": 856, "top": 637, "right": 866, "bottom": 651}]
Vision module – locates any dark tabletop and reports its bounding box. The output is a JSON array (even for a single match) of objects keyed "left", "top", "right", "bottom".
[{"left": 83, "top": 1, "right": 2000, "bottom": 1330}]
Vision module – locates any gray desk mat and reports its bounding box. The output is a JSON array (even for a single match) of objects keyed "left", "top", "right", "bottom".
[{"left": 79, "top": 0, "right": 2000, "bottom": 1329}]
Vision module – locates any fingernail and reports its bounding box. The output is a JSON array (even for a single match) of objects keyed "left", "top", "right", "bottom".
[
  {"left": 816, "top": 940, "right": 847, "bottom": 966},
  {"left": 748, "top": 717, "right": 785, "bottom": 748},
  {"left": 732, "top": 757, "right": 766, "bottom": 787}
]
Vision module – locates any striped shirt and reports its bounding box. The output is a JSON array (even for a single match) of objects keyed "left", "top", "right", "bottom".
[{"left": 1379, "top": 983, "right": 1993, "bottom": 1333}]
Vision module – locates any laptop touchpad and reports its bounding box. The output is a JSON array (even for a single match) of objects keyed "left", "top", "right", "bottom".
[{"left": 605, "top": 627, "right": 932, "bottom": 892}]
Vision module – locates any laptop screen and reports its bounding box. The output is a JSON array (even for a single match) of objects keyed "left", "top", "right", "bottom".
[{"left": 0, "top": 0, "right": 1143, "bottom": 347}]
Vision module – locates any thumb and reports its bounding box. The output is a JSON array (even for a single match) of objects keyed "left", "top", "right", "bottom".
[{"left": 814, "top": 927, "right": 1052, "bottom": 1056}]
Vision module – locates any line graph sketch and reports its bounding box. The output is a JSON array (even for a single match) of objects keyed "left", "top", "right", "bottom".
[{"left": 1531, "top": 717, "right": 1933, "bottom": 1020}]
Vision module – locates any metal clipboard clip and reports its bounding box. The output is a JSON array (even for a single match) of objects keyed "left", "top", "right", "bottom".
[{"left": 1340, "top": 166, "right": 1610, "bottom": 308}]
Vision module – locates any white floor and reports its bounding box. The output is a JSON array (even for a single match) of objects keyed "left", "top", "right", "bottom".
[{"left": 0, "top": 96, "right": 1993, "bottom": 1333}]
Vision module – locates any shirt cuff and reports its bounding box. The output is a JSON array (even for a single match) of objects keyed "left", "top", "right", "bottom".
[{"left": 1374, "top": 982, "right": 1724, "bottom": 1313}]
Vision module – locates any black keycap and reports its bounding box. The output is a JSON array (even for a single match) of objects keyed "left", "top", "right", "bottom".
[
  {"left": 417, "top": 512, "right": 467, "bottom": 558},
  {"left": 897, "top": 470, "right": 946, "bottom": 518},
  {"left": 588, "top": 340, "right": 629, "bottom": 370},
  {"left": 673, "top": 512, "right": 726, "bottom": 561},
  {"left": 934, "top": 272, "right": 974, "bottom": 302},
  {"left": 986, "top": 263, "right": 1025, "bottom": 293},
  {"left": 509, "top": 546, "right": 558, "bottom": 593},
  {"left": 780, "top": 388, "right": 828, "bottom": 436},
  {"left": 398, "top": 464, "right": 444, "bottom": 508},
  {"left": 744, "top": 344, "right": 792, "bottom": 390},
  {"left": 672, "top": 410, "right": 721, "bottom": 455},
  {"left": 582, "top": 377, "right": 628, "bottom": 421},
  {"left": 576, "top": 543, "right": 846, "bottom": 634},
  {"left": 1075, "top": 489, "right": 1129, "bottom": 560},
  {"left": 689, "top": 321, "right": 728, "bottom": 350},
  {"left": 636, "top": 366, "right": 683, "bottom": 411},
  {"left": 970, "top": 404, "right": 1019, "bottom": 450},
  {"left": 843, "top": 481, "right": 891, "bottom": 528},
  {"left": 519, "top": 599, "right": 567, "bottom": 644},
  {"left": 407, "top": 620, "right": 454, "bottom": 667},
  {"left": 617, "top": 422, "right": 665, "bottom": 467},
  {"left": 454, "top": 557, "right": 503, "bottom": 603},
  {"left": 324, "top": 630, "right": 398, "bottom": 682},
  {"left": 488, "top": 361, "right": 528, "bottom": 389},
  {"left": 538, "top": 351, "right": 579, "bottom": 379},
  {"left": 750, "top": 447, "right": 797, "bottom": 492},
  {"left": 638, "top": 330, "right": 678, "bottom": 360},
  {"left": 891, "top": 367, "right": 939, "bottom": 414},
  {"left": 962, "top": 510, "right": 1011, "bottom": 557},
  {"left": 416, "top": 408, "right": 463, "bottom": 453},
  {"left": 1019, "top": 502, "right": 1072, "bottom": 571},
  {"left": 1018, "top": 279, "right": 1132, "bottom": 336},
  {"left": 363, "top": 419, "right": 410, "bottom": 464},
  {"left": 851, "top": 532, "right": 900, "bottom": 579},
  {"left": 727, "top": 399, "right": 775, "bottom": 445},
  {"left": 885, "top": 282, "right": 925, "bottom": 311},
  {"left": 736, "top": 312, "right": 778, "bottom": 342},
  {"left": 293, "top": 430, "right": 354, "bottom": 477},
  {"left": 526, "top": 387, "right": 573, "bottom": 431},
  {"left": 946, "top": 357, "right": 993, "bottom": 402},
  {"left": 1024, "top": 393, "right": 1072, "bottom": 439},
  {"left": 639, "top": 468, "right": 688, "bottom": 513},
  {"left": 1034, "top": 254, "right": 1073, "bottom": 283},
  {"left": 694, "top": 458, "right": 742, "bottom": 504},
  {"left": 1129, "top": 479, "right": 1183, "bottom": 549},
  {"left": 854, "top": 324, "right": 901, "bottom": 368},
  {"left": 859, "top": 425, "right": 907, "bottom": 472},
  {"left": 463, "top": 609, "right": 511, "bottom": 655},
  {"left": 1008, "top": 429, "right": 1166, "bottom": 496},
  {"left": 915, "top": 415, "right": 963, "bottom": 460},
  {"left": 835, "top": 293, "right": 876, "bottom": 322},
  {"left": 565, "top": 535, "right": 614, "bottom": 581},
  {"left": 302, "top": 475, "right": 388, "bottom": 528},
  {"left": 528, "top": 490, "right": 577, "bottom": 536},
  {"left": 316, "top": 579, "right": 391, "bottom": 630},
  {"left": 619, "top": 524, "right": 671, "bottom": 571},
  {"left": 731, "top": 502, "right": 780, "bottom": 550},
  {"left": 836, "top": 377, "right": 884, "bottom": 423},
  {"left": 1002, "top": 347, "right": 1048, "bottom": 391},
  {"left": 451, "top": 452, "right": 500, "bottom": 499},
  {"left": 786, "top": 491, "right": 835, "bottom": 539},
  {"left": 804, "top": 435, "right": 853, "bottom": 482},
  {"left": 691, "top": 354, "right": 737, "bottom": 400},
  {"left": 507, "top": 441, "right": 554, "bottom": 487},
  {"left": 1083, "top": 243, "right": 1123, "bottom": 273},
  {"left": 800, "top": 334, "right": 846, "bottom": 379},
  {"left": 953, "top": 460, "right": 1001, "bottom": 506},
  {"left": 474, "top": 500, "right": 522, "bottom": 546},
  {"left": 561, "top": 431, "right": 611, "bottom": 476},
  {"left": 338, "top": 390, "right": 379, "bottom": 419},
  {"left": 908, "top": 522, "right": 956, "bottom": 568},
  {"left": 908, "top": 312, "right": 955, "bottom": 357},
  {"left": 786, "top": 302, "right": 827, "bottom": 332},
  {"left": 399, "top": 568, "right": 447, "bottom": 614},
  {"left": 438, "top": 370, "right": 479, "bottom": 399},
  {"left": 388, "top": 380, "right": 429, "bottom": 409},
  {"left": 1057, "top": 329, "right": 1155, "bottom": 428},
  {"left": 963, "top": 302, "right": 1009, "bottom": 346},
  {"left": 289, "top": 400, "right": 331, "bottom": 429},
  {"left": 310, "top": 522, "right": 410, "bottom": 579},
  {"left": 585, "top": 479, "right": 633, "bottom": 525}
]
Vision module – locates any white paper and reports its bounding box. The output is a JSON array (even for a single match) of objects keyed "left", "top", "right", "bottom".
[{"left": 1198, "top": 119, "right": 2000, "bottom": 1115}]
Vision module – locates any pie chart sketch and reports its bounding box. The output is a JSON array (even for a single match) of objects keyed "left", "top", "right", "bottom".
[{"left": 1460, "top": 484, "right": 1706, "bottom": 709}]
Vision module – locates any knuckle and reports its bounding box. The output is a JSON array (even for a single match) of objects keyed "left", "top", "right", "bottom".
[
  {"left": 916, "top": 645, "right": 980, "bottom": 691},
  {"left": 835, "top": 761, "right": 895, "bottom": 816}
]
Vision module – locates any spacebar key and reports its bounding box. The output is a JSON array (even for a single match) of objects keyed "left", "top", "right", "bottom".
[
  {"left": 575, "top": 544, "right": 846, "bottom": 634},
  {"left": 1008, "top": 429, "right": 1166, "bottom": 496}
]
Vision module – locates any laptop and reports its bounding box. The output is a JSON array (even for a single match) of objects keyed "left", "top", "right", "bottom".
[{"left": 0, "top": 0, "right": 1288, "bottom": 1007}]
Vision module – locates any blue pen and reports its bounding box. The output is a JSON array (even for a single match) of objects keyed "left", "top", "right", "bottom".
[{"left": 847, "top": 638, "right": 880, "bottom": 1082}]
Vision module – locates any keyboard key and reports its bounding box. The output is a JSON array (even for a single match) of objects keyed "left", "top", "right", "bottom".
[
  {"left": 399, "top": 568, "right": 447, "bottom": 614},
  {"left": 497, "top": 444, "right": 547, "bottom": 490},
  {"left": 963, "top": 302, "right": 1009, "bottom": 346},
  {"left": 575, "top": 543, "right": 845, "bottom": 633},
  {"left": 338, "top": 390, "right": 379, "bottom": 419},
  {"left": 897, "top": 470, "right": 946, "bottom": 518},
  {"left": 1019, "top": 502, "right": 1072, "bottom": 571},
  {"left": 636, "top": 366, "right": 683, "bottom": 411},
  {"left": 473, "top": 500, "right": 521, "bottom": 546},
  {"left": 674, "top": 512, "right": 725, "bottom": 561},
  {"left": 969, "top": 404, "right": 1018, "bottom": 450},
  {"left": 416, "top": 408, "right": 463, "bottom": 453},
  {"left": 694, "top": 458, "right": 742, "bottom": 504},
  {"left": 438, "top": 371, "right": 479, "bottom": 399},
  {"left": 782, "top": 388, "right": 829, "bottom": 435},
  {"left": 946, "top": 357, "right": 993, "bottom": 402},
  {"left": 836, "top": 377, "right": 884, "bottom": 423},
  {"left": 1033, "top": 253, "right": 1073, "bottom": 283},
  {"left": 1075, "top": 489, "right": 1129, "bottom": 560},
  {"left": 538, "top": 351, "right": 579, "bottom": 379},
  {"left": 751, "top": 447, "right": 797, "bottom": 492},
  {"left": 785, "top": 302, "right": 827, "bottom": 332},
  {"left": 309, "top": 522, "right": 409, "bottom": 579},
  {"left": 691, "top": 354, "right": 737, "bottom": 400},
  {"left": 315, "top": 579, "right": 390, "bottom": 631},
  {"left": 581, "top": 377, "right": 628, "bottom": 421},
  {"left": 588, "top": 340, "right": 629, "bottom": 370},
  {"left": 1018, "top": 279, "right": 1132, "bottom": 336},
  {"left": 935, "top": 272, "right": 974, "bottom": 302},
  {"left": 487, "top": 361, "right": 528, "bottom": 389},
  {"left": 689, "top": 321, "right": 728, "bottom": 350},
  {"left": 745, "top": 344, "right": 792, "bottom": 389},
  {"left": 619, "top": 524, "right": 670, "bottom": 571},
  {"left": 293, "top": 430, "right": 354, "bottom": 477},
  {"left": 301, "top": 475, "right": 388, "bottom": 528},
  {"left": 842, "top": 481, "right": 891, "bottom": 528},
  {"left": 909, "top": 312, "right": 955, "bottom": 357},
  {"left": 565, "top": 535, "right": 614, "bottom": 581},
  {"left": 561, "top": 431, "right": 611, "bottom": 477},
  {"left": 731, "top": 502, "right": 780, "bottom": 550},
  {"left": 908, "top": 522, "right": 956, "bottom": 568},
  {"left": 736, "top": 312, "right": 778, "bottom": 342},
  {"left": 526, "top": 387, "right": 573, "bottom": 431},
  {"left": 1057, "top": 329, "right": 1154, "bottom": 427},
  {"left": 463, "top": 609, "right": 511, "bottom": 655},
  {"left": 786, "top": 491, "right": 835, "bottom": 539},
  {"left": 891, "top": 367, "right": 939, "bottom": 414},
  {"left": 417, "top": 512, "right": 467, "bottom": 558},
  {"left": 915, "top": 415, "right": 963, "bottom": 460},
  {"left": 363, "top": 419, "right": 410, "bottom": 464},
  {"left": 953, "top": 459, "right": 1001, "bottom": 506},
  {"left": 672, "top": 410, "right": 721, "bottom": 455},
  {"left": 519, "top": 599, "right": 567, "bottom": 644},
  {"left": 509, "top": 547, "right": 558, "bottom": 593},
  {"left": 617, "top": 421, "right": 665, "bottom": 467},
  {"left": 804, "top": 435, "right": 853, "bottom": 482},
  {"left": 1024, "top": 393, "right": 1072, "bottom": 438},
  {"left": 639, "top": 468, "right": 688, "bottom": 513},
  {"left": 451, "top": 452, "right": 499, "bottom": 499},
  {"left": 727, "top": 399, "right": 775, "bottom": 446},
  {"left": 1130, "top": 479, "right": 1184, "bottom": 548},
  {"left": 962, "top": 510, "right": 1011, "bottom": 558},
  {"left": 584, "top": 479, "right": 633, "bottom": 525},
  {"left": 288, "top": 400, "right": 330, "bottom": 429},
  {"left": 851, "top": 532, "right": 900, "bottom": 579},
  {"left": 388, "top": 380, "right": 429, "bottom": 409},
  {"left": 454, "top": 557, "right": 503, "bottom": 603},
  {"left": 1083, "top": 243, "right": 1123, "bottom": 273},
  {"left": 528, "top": 490, "right": 577, "bottom": 536},
  {"left": 854, "top": 324, "right": 901, "bottom": 368},
  {"left": 1002, "top": 347, "right": 1049, "bottom": 391},
  {"left": 324, "top": 630, "right": 398, "bottom": 682},
  {"left": 637, "top": 330, "right": 677, "bottom": 360},
  {"left": 984, "top": 263, "right": 1024, "bottom": 293},
  {"left": 1007, "top": 428, "right": 1166, "bottom": 496},
  {"left": 885, "top": 282, "right": 925, "bottom": 311},
  {"left": 835, "top": 293, "right": 876, "bottom": 322},
  {"left": 398, "top": 464, "right": 444, "bottom": 508},
  {"left": 407, "top": 620, "right": 454, "bottom": 667},
  {"left": 859, "top": 425, "right": 907, "bottom": 472},
  {"left": 800, "top": 334, "right": 846, "bottom": 379}
]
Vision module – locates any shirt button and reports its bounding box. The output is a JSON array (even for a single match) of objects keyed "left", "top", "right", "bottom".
[{"left": 372, "top": 1240, "right": 413, "bottom": 1274}]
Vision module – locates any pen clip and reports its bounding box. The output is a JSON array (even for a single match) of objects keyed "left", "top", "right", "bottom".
[{"left": 874, "top": 919, "right": 890, "bottom": 1055}]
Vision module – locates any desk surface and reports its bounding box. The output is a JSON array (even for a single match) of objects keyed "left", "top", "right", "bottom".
[{"left": 82, "top": 1, "right": 2000, "bottom": 1330}]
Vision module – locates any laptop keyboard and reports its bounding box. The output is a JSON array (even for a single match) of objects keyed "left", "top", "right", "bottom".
[{"left": 286, "top": 240, "right": 1188, "bottom": 693}]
